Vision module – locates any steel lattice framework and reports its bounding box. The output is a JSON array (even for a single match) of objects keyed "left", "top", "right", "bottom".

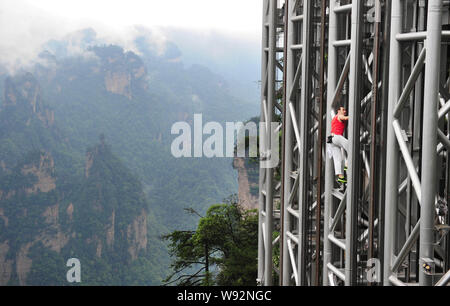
[{"left": 258, "top": 0, "right": 450, "bottom": 286}]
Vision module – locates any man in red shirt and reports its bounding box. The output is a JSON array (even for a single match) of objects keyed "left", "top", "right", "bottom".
[{"left": 329, "top": 106, "right": 349, "bottom": 187}]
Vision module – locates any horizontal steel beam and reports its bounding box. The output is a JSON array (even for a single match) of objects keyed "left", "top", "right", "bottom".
[{"left": 396, "top": 31, "right": 450, "bottom": 41}]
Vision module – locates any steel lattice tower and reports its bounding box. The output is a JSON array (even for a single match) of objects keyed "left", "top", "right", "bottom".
[{"left": 258, "top": 0, "right": 450, "bottom": 286}]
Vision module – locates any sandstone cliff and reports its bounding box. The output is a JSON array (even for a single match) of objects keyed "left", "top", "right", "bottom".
[
  {"left": 0, "top": 151, "right": 68, "bottom": 285},
  {"left": 233, "top": 157, "right": 259, "bottom": 210},
  {"left": 91, "top": 46, "right": 148, "bottom": 100},
  {"left": 0, "top": 146, "right": 151, "bottom": 285},
  {"left": 3, "top": 73, "right": 55, "bottom": 128}
]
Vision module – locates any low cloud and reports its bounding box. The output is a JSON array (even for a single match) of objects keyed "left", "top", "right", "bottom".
[
  {"left": 0, "top": 1, "right": 67, "bottom": 73},
  {"left": 0, "top": 2, "right": 170, "bottom": 74},
  {"left": 0, "top": 0, "right": 261, "bottom": 83}
]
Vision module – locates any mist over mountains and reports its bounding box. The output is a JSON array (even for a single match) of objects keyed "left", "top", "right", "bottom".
[{"left": 0, "top": 26, "right": 260, "bottom": 285}]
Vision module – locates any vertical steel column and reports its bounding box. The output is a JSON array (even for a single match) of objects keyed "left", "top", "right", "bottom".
[
  {"left": 377, "top": 0, "right": 392, "bottom": 283},
  {"left": 258, "top": 0, "right": 277, "bottom": 286},
  {"left": 377, "top": 0, "right": 392, "bottom": 284},
  {"left": 419, "top": 0, "right": 442, "bottom": 286},
  {"left": 411, "top": 0, "right": 426, "bottom": 283},
  {"left": 258, "top": 0, "right": 269, "bottom": 285},
  {"left": 315, "top": 0, "right": 328, "bottom": 286},
  {"left": 298, "top": 0, "right": 313, "bottom": 286},
  {"left": 345, "top": 0, "right": 364, "bottom": 286},
  {"left": 383, "top": 0, "right": 402, "bottom": 286},
  {"left": 368, "top": 0, "right": 382, "bottom": 271},
  {"left": 281, "top": 0, "right": 295, "bottom": 285},
  {"left": 280, "top": 0, "right": 290, "bottom": 286},
  {"left": 265, "top": 0, "right": 277, "bottom": 286},
  {"left": 323, "top": 0, "right": 338, "bottom": 286}
]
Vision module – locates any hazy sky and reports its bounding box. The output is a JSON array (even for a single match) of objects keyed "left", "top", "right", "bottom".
[
  {"left": 0, "top": 0, "right": 262, "bottom": 72},
  {"left": 24, "top": 0, "right": 263, "bottom": 34}
]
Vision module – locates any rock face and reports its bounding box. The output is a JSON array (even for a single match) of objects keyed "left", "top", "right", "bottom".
[
  {"left": 0, "top": 241, "right": 13, "bottom": 285},
  {"left": 233, "top": 157, "right": 259, "bottom": 210},
  {"left": 92, "top": 46, "right": 148, "bottom": 100},
  {"left": 21, "top": 153, "right": 56, "bottom": 194},
  {"left": 0, "top": 151, "right": 69, "bottom": 285},
  {"left": 0, "top": 73, "right": 62, "bottom": 175},
  {"left": 0, "top": 73, "right": 66, "bottom": 285},
  {"left": 106, "top": 209, "right": 115, "bottom": 248},
  {"left": 3, "top": 73, "right": 55, "bottom": 127},
  {"left": 127, "top": 209, "right": 148, "bottom": 261},
  {"left": 81, "top": 142, "right": 149, "bottom": 261},
  {"left": 105, "top": 71, "right": 132, "bottom": 99},
  {"left": 0, "top": 208, "right": 8, "bottom": 227},
  {"left": 66, "top": 203, "right": 74, "bottom": 221},
  {"left": 40, "top": 203, "right": 69, "bottom": 253},
  {"left": 85, "top": 150, "right": 94, "bottom": 179},
  {"left": 0, "top": 73, "right": 151, "bottom": 284},
  {"left": 0, "top": 144, "right": 151, "bottom": 285},
  {"left": 16, "top": 243, "right": 33, "bottom": 286}
]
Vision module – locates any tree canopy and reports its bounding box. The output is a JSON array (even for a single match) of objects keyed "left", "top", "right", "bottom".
[{"left": 162, "top": 195, "right": 258, "bottom": 286}]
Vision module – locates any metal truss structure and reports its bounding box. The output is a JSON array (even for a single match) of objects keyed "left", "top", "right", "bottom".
[{"left": 258, "top": 0, "right": 450, "bottom": 286}]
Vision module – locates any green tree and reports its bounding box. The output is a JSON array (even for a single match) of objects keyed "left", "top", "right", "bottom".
[
  {"left": 162, "top": 195, "right": 258, "bottom": 286},
  {"left": 162, "top": 229, "right": 207, "bottom": 286}
]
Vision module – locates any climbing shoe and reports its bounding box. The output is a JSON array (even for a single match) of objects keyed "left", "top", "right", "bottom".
[
  {"left": 337, "top": 180, "right": 346, "bottom": 191},
  {"left": 337, "top": 177, "right": 347, "bottom": 184}
]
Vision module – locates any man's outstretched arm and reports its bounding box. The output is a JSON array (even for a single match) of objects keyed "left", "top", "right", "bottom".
[{"left": 338, "top": 114, "right": 349, "bottom": 121}]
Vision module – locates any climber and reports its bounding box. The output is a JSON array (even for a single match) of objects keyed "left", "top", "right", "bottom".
[{"left": 327, "top": 106, "right": 349, "bottom": 188}]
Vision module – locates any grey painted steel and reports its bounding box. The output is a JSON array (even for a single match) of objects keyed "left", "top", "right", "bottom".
[
  {"left": 436, "top": 269, "right": 450, "bottom": 286},
  {"left": 282, "top": 0, "right": 308, "bottom": 286},
  {"left": 321, "top": 0, "right": 372, "bottom": 286},
  {"left": 264, "top": 0, "right": 275, "bottom": 286},
  {"left": 382, "top": 0, "right": 449, "bottom": 286},
  {"left": 258, "top": 0, "right": 276, "bottom": 286},
  {"left": 282, "top": 0, "right": 299, "bottom": 286},
  {"left": 420, "top": 0, "right": 442, "bottom": 286},
  {"left": 259, "top": 0, "right": 450, "bottom": 286},
  {"left": 259, "top": 0, "right": 284, "bottom": 286},
  {"left": 315, "top": 0, "right": 327, "bottom": 286},
  {"left": 368, "top": 0, "right": 382, "bottom": 268},
  {"left": 282, "top": 0, "right": 293, "bottom": 286},
  {"left": 410, "top": 0, "right": 425, "bottom": 283},
  {"left": 323, "top": 0, "right": 338, "bottom": 286},
  {"left": 345, "top": 0, "right": 364, "bottom": 286},
  {"left": 298, "top": 0, "right": 312, "bottom": 286},
  {"left": 258, "top": 0, "right": 268, "bottom": 285},
  {"left": 280, "top": 0, "right": 329, "bottom": 286},
  {"left": 383, "top": 0, "right": 402, "bottom": 286},
  {"left": 393, "top": 48, "right": 426, "bottom": 119}
]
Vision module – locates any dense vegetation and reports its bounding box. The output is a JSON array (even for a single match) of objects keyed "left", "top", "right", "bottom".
[
  {"left": 0, "top": 141, "right": 167, "bottom": 285},
  {"left": 0, "top": 29, "right": 258, "bottom": 285},
  {"left": 163, "top": 195, "right": 258, "bottom": 286}
]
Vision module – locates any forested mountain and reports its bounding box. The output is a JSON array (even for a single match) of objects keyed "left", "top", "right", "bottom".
[{"left": 0, "top": 28, "right": 259, "bottom": 285}]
